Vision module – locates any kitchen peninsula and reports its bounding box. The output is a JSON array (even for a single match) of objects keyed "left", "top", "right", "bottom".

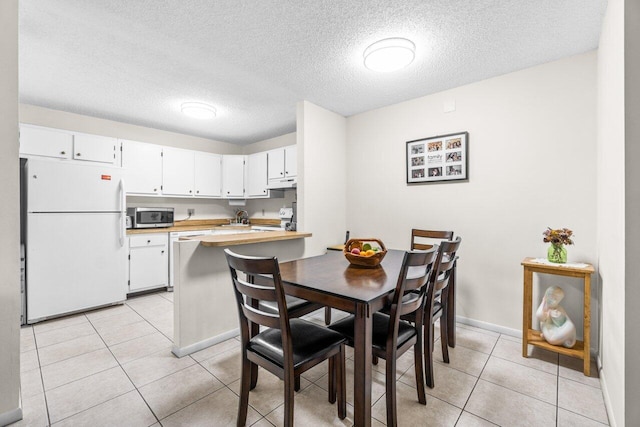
[{"left": 171, "top": 230, "right": 311, "bottom": 357}]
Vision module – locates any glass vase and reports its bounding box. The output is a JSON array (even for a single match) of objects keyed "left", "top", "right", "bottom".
[{"left": 547, "top": 244, "right": 567, "bottom": 263}]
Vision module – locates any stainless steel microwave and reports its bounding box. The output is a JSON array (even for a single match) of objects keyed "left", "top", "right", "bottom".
[{"left": 127, "top": 207, "right": 174, "bottom": 228}]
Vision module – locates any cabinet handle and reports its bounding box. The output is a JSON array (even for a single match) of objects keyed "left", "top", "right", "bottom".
[
  {"left": 153, "top": 188, "right": 157, "bottom": 192},
  {"left": 161, "top": 250, "right": 165, "bottom": 254},
  {"left": 280, "top": 172, "right": 283, "bottom": 175},
  {"left": 60, "top": 151, "right": 66, "bottom": 155},
  {"left": 285, "top": 171, "right": 288, "bottom": 175},
  {"left": 76, "top": 153, "right": 81, "bottom": 156},
  {"left": 189, "top": 190, "right": 192, "bottom": 193},
  {"left": 147, "top": 240, "right": 151, "bottom": 243},
  {"left": 263, "top": 190, "right": 266, "bottom": 193},
  {"left": 196, "top": 190, "right": 199, "bottom": 194}
]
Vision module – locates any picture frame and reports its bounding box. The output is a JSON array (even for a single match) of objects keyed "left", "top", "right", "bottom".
[{"left": 406, "top": 131, "right": 468, "bottom": 184}]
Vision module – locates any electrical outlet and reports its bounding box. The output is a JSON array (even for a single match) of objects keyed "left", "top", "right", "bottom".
[{"left": 188, "top": 208, "right": 195, "bottom": 216}]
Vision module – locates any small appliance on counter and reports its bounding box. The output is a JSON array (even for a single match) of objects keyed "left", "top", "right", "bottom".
[
  {"left": 127, "top": 207, "right": 174, "bottom": 228},
  {"left": 280, "top": 206, "right": 295, "bottom": 231}
]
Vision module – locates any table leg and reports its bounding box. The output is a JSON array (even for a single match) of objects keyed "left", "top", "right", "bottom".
[
  {"left": 522, "top": 267, "right": 533, "bottom": 358},
  {"left": 353, "top": 302, "right": 372, "bottom": 427},
  {"left": 447, "top": 262, "right": 457, "bottom": 347}
]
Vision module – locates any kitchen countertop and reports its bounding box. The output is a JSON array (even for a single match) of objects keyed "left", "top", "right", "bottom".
[
  {"left": 126, "top": 218, "right": 281, "bottom": 235},
  {"left": 189, "top": 230, "right": 311, "bottom": 247}
]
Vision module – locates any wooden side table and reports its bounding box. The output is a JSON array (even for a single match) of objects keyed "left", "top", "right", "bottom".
[{"left": 521, "top": 257, "right": 595, "bottom": 376}]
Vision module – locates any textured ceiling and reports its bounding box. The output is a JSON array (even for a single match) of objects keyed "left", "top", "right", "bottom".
[{"left": 19, "top": 0, "right": 607, "bottom": 145}]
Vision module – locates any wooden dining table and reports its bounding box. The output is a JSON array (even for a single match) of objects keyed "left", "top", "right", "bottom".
[{"left": 277, "top": 249, "right": 407, "bottom": 427}]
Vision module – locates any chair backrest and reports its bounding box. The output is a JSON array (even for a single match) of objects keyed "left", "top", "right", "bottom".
[
  {"left": 425, "top": 237, "right": 462, "bottom": 314},
  {"left": 386, "top": 247, "right": 439, "bottom": 346},
  {"left": 411, "top": 229, "right": 454, "bottom": 251},
  {"left": 224, "top": 249, "right": 291, "bottom": 340}
]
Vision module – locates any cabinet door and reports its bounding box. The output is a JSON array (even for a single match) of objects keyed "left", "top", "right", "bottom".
[
  {"left": 19, "top": 126, "right": 72, "bottom": 159},
  {"left": 285, "top": 145, "right": 297, "bottom": 178},
  {"left": 73, "top": 133, "right": 118, "bottom": 164},
  {"left": 246, "top": 152, "right": 269, "bottom": 198},
  {"left": 163, "top": 147, "right": 195, "bottom": 196},
  {"left": 267, "top": 148, "right": 285, "bottom": 181},
  {"left": 121, "top": 140, "right": 163, "bottom": 195},
  {"left": 222, "top": 155, "right": 245, "bottom": 198},
  {"left": 194, "top": 152, "right": 222, "bottom": 197},
  {"left": 129, "top": 234, "right": 168, "bottom": 292}
]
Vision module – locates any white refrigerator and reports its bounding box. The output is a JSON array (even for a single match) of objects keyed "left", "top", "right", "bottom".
[{"left": 25, "top": 159, "right": 128, "bottom": 323}]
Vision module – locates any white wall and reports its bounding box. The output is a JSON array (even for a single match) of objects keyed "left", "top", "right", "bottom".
[
  {"left": 346, "top": 52, "right": 598, "bottom": 337},
  {"left": 597, "top": 0, "right": 626, "bottom": 425},
  {"left": 20, "top": 104, "right": 241, "bottom": 154},
  {"left": 0, "top": 0, "right": 22, "bottom": 424},
  {"left": 297, "top": 101, "right": 347, "bottom": 257},
  {"left": 243, "top": 132, "right": 295, "bottom": 154}
]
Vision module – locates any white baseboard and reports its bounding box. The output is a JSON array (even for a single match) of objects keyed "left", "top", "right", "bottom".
[
  {"left": 172, "top": 328, "right": 239, "bottom": 358},
  {"left": 456, "top": 315, "right": 522, "bottom": 338},
  {"left": 0, "top": 407, "right": 22, "bottom": 427},
  {"left": 597, "top": 355, "right": 617, "bottom": 427}
]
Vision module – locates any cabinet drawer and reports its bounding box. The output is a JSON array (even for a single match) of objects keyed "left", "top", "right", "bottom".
[{"left": 129, "top": 234, "right": 168, "bottom": 248}]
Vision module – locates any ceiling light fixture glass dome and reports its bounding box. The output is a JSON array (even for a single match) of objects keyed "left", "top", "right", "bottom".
[
  {"left": 363, "top": 38, "right": 416, "bottom": 72},
  {"left": 181, "top": 102, "right": 217, "bottom": 119}
]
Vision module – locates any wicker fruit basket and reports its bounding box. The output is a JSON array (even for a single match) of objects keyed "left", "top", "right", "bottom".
[{"left": 343, "top": 238, "right": 387, "bottom": 267}]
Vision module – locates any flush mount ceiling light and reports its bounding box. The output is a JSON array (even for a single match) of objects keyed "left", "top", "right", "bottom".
[
  {"left": 181, "top": 102, "right": 216, "bottom": 119},
  {"left": 363, "top": 38, "right": 416, "bottom": 72}
]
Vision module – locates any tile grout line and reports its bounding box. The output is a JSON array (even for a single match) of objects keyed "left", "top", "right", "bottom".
[
  {"left": 29, "top": 324, "right": 53, "bottom": 427},
  {"left": 453, "top": 330, "right": 497, "bottom": 426}
]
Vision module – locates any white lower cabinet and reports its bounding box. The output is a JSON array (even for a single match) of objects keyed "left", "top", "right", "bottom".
[{"left": 128, "top": 233, "right": 168, "bottom": 293}]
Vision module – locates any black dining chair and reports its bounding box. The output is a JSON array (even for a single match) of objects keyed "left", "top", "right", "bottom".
[
  {"left": 224, "top": 249, "right": 346, "bottom": 427},
  {"left": 401, "top": 237, "right": 461, "bottom": 388},
  {"left": 411, "top": 229, "right": 458, "bottom": 348},
  {"left": 328, "top": 248, "right": 438, "bottom": 427}
]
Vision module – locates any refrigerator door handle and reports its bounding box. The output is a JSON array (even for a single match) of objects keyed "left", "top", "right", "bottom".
[{"left": 119, "top": 178, "right": 126, "bottom": 247}]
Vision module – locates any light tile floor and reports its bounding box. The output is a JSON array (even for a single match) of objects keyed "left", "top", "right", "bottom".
[{"left": 13, "top": 291, "right": 610, "bottom": 426}]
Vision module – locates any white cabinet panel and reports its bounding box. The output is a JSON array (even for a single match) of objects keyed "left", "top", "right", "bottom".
[
  {"left": 194, "top": 152, "right": 222, "bottom": 197},
  {"left": 129, "top": 233, "right": 168, "bottom": 292},
  {"left": 268, "top": 145, "right": 297, "bottom": 181},
  {"left": 20, "top": 126, "right": 72, "bottom": 160},
  {"left": 284, "top": 145, "right": 297, "bottom": 178},
  {"left": 222, "top": 155, "right": 245, "bottom": 198},
  {"left": 163, "top": 147, "right": 195, "bottom": 196},
  {"left": 121, "top": 139, "right": 163, "bottom": 195},
  {"left": 267, "top": 148, "right": 286, "bottom": 181},
  {"left": 73, "top": 133, "right": 118, "bottom": 164},
  {"left": 246, "top": 152, "right": 269, "bottom": 198}
]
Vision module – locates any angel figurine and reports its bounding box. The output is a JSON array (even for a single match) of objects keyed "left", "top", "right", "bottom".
[{"left": 535, "top": 286, "right": 576, "bottom": 348}]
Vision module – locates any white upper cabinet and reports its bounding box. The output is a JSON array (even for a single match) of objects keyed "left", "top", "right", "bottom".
[
  {"left": 246, "top": 152, "right": 269, "bottom": 198},
  {"left": 73, "top": 133, "right": 118, "bottom": 164},
  {"left": 162, "top": 147, "right": 195, "bottom": 196},
  {"left": 222, "top": 155, "right": 245, "bottom": 198},
  {"left": 194, "top": 152, "right": 222, "bottom": 197},
  {"left": 121, "top": 139, "right": 163, "bottom": 195},
  {"left": 284, "top": 145, "right": 297, "bottom": 178},
  {"left": 20, "top": 126, "right": 73, "bottom": 160},
  {"left": 20, "top": 125, "right": 117, "bottom": 165},
  {"left": 268, "top": 145, "right": 297, "bottom": 181}
]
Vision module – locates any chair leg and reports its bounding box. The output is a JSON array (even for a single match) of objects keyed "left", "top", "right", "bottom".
[
  {"left": 284, "top": 371, "right": 295, "bottom": 427},
  {"left": 250, "top": 362, "right": 258, "bottom": 390},
  {"left": 372, "top": 355, "right": 378, "bottom": 365},
  {"left": 424, "top": 322, "right": 435, "bottom": 388},
  {"left": 337, "top": 346, "right": 346, "bottom": 419},
  {"left": 237, "top": 355, "right": 252, "bottom": 427},
  {"left": 440, "top": 317, "right": 450, "bottom": 364},
  {"left": 385, "top": 353, "right": 398, "bottom": 427},
  {"left": 324, "top": 307, "right": 332, "bottom": 325},
  {"left": 328, "top": 357, "right": 336, "bottom": 403},
  {"left": 413, "top": 338, "right": 427, "bottom": 405},
  {"left": 294, "top": 375, "right": 301, "bottom": 392}
]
